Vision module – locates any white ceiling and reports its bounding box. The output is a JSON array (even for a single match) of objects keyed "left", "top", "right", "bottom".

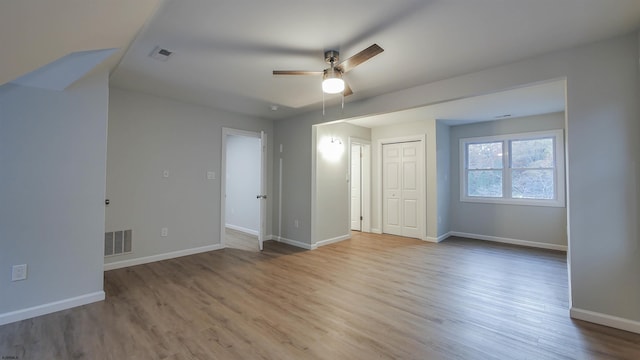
[
  {"left": 347, "top": 79, "right": 566, "bottom": 128},
  {"left": 3, "top": 1, "right": 638, "bottom": 121},
  {"left": 110, "top": 0, "right": 640, "bottom": 120}
]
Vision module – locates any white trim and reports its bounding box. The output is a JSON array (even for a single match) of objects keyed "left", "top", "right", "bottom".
[
  {"left": 104, "top": 244, "right": 224, "bottom": 271},
  {"left": 424, "top": 237, "right": 439, "bottom": 243},
  {"left": 571, "top": 307, "right": 640, "bottom": 334},
  {"left": 428, "top": 232, "right": 453, "bottom": 242},
  {"left": 438, "top": 232, "right": 452, "bottom": 242},
  {"left": 225, "top": 224, "right": 259, "bottom": 236},
  {"left": 450, "top": 231, "right": 567, "bottom": 251},
  {"left": 0, "top": 291, "right": 105, "bottom": 326},
  {"left": 272, "top": 236, "right": 315, "bottom": 250},
  {"left": 315, "top": 234, "right": 351, "bottom": 248},
  {"left": 371, "top": 228, "right": 382, "bottom": 234}
]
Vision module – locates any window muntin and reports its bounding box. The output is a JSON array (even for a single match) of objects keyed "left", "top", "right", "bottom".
[{"left": 460, "top": 130, "right": 564, "bottom": 207}]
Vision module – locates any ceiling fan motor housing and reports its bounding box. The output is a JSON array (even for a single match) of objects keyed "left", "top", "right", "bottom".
[{"left": 324, "top": 50, "right": 340, "bottom": 65}]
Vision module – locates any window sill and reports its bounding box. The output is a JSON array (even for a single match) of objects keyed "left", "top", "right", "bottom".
[{"left": 461, "top": 196, "right": 565, "bottom": 208}]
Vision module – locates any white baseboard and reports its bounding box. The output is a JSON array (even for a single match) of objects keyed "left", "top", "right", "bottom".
[
  {"left": 0, "top": 291, "right": 105, "bottom": 326},
  {"left": 571, "top": 307, "right": 640, "bottom": 334},
  {"left": 104, "top": 244, "right": 224, "bottom": 271},
  {"left": 225, "top": 224, "right": 259, "bottom": 236},
  {"left": 449, "top": 231, "right": 567, "bottom": 251},
  {"left": 438, "top": 232, "right": 452, "bottom": 242},
  {"left": 315, "top": 234, "right": 351, "bottom": 248},
  {"left": 371, "top": 228, "right": 382, "bottom": 234},
  {"left": 425, "top": 232, "right": 451, "bottom": 243},
  {"left": 272, "top": 236, "right": 314, "bottom": 250}
]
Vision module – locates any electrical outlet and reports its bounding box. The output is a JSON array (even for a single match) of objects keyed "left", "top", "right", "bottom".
[
  {"left": 162, "top": 170, "right": 169, "bottom": 178},
  {"left": 207, "top": 171, "right": 216, "bottom": 180},
  {"left": 161, "top": 228, "right": 168, "bottom": 237},
  {"left": 12, "top": 264, "right": 27, "bottom": 281}
]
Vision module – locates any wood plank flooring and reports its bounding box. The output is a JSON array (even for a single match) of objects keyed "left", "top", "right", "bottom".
[
  {"left": 2, "top": 232, "right": 640, "bottom": 359},
  {"left": 225, "top": 227, "right": 259, "bottom": 252}
]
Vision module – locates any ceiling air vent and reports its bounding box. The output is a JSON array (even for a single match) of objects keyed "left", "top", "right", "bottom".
[{"left": 149, "top": 46, "right": 173, "bottom": 62}]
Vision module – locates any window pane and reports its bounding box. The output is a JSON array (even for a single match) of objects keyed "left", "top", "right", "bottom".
[
  {"left": 468, "top": 142, "right": 503, "bottom": 169},
  {"left": 512, "top": 169, "right": 554, "bottom": 199},
  {"left": 468, "top": 170, "right": 503, "bottom": 197},
  {"left": 511, "top": 138, "right": 554, "bottom": 169}
]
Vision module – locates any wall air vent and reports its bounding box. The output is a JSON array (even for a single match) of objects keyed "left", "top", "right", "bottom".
[
  {"left": 105, "top": 230, "right": 133, "bottom": 257},
  {"left": 149, "top": 46, "right": 173, "bottom": 62}
]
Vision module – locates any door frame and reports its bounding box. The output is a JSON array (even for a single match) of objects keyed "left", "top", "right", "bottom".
[
  {"left": 348, "top": 137, "right": 371, "bottom": 233},
  {"left": 376, "top": 134, "right": 426, "bottom": 240},
  {"left": 220, "top": 127, "right": 267, "bottom": 249}
]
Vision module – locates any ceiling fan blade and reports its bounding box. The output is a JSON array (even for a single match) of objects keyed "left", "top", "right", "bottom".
[
  {"left": 344, "top": 82, "right": 353, "bottom": 96},
  {"left": 273, "top": 70, "right": 323, "bottom": 75},
  {"left": 337, "top": 44, "right": 384, "bottom": 73}
]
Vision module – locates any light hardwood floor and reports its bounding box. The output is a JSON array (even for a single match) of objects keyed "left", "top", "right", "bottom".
[
  {"left": 2, "top": 232, "right": 640, "bottom": 359},
  {"left": 225, "top": 227, "right": 259, "bottom": 252}
]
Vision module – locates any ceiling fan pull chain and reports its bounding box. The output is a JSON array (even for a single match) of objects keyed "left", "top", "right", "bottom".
[{"left": 322, "top": 91, "right": 325, "bottom": 116}]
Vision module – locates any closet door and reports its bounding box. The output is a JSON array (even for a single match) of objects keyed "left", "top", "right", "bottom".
[{"left": 382, "top": 141, "right": 422, "bottom": 238}]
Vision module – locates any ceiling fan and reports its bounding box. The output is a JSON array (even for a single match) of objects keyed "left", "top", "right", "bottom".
[{"left": 273, "top": 44, "right": 384, "bottom": 96}]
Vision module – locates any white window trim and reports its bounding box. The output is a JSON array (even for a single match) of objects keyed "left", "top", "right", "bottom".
[{"left": 460, "top": 129, "right": 565, "bottom": 207}]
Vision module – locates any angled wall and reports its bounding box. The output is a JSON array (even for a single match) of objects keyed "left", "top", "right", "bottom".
[{"left": 0, "top": 71, "right": 109, "bottom": 324}]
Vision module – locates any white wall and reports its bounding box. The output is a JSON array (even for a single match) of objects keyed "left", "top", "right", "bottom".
[
  {"left": 436, "top": 122, "right": 451, "bottom": 238},
  {"left": 313, "top": 122, "right": 371, "bottom": 245},
  {"left": 449, "top": 112, "right": 567, "bottom": 248},
  {"left": 274, "top": 33, "right": 640, "bottom": 331},
  {"left": 225, "top": 135, "right": 260, "bottom": 235},
  {"left": 0, "top": 71, "right": 109, "bottom": 324},
  {"left": 105, "top": 88, "right": 273, "bottom": 267}
]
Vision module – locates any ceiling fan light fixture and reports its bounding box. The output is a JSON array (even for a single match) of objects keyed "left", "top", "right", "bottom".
[{"left": 322, "top": 68, "right": 345, "bottom": 94}]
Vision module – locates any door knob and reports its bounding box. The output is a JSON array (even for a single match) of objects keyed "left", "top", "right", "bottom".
[{"left": 105, "top": 199, "right": 110, "bottom": 206}]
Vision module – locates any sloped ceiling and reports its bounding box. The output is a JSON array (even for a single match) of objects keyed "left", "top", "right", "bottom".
[
  {"left": 110, "top": 0, "right": 640, "bottom": 120},
  {"left": 0, "top": 0, "right": 160, "bottom": 87}
]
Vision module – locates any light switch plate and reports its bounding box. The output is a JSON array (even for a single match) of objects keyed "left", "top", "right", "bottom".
[
  {"left": 207, "top": 171, "right": 215, "bottom": 180},
  {"left": 12, "top": 264, "right": 27, "bottom": 281}
]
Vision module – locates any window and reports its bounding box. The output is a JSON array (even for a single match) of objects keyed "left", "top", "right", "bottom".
[{"left": 460, "top": 130, "right": 565, "bottom": 207}]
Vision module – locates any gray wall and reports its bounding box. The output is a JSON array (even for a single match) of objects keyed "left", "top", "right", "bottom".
[
  {"left": 0, "top": 71, "right": 108, "bottom": 319},
  {"left": 106, "top": 88, "right": 273, "bottom": 265},
  {"left": 273, "top": 33, "right": 640, "bottom": 326},
  {"left": 449, "top": 112, "right": 567, "bottom": 247},
  {"left": 225, "top": 135, "right": 260, "bottom": 234},
  {"left": 436, "top": 122, "right": 451, "bottom": 238},
  {"left": 314, "top": 122, "right": 371, "bottom": 244}
]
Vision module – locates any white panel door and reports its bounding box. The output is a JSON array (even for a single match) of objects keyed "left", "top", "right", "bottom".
[
  {"left": 350, "top": 144, "right": 362, "bottom": 231},
  {"left": 383, "top": 143, "right": 402, "bottom": 236},
  {"left": 400, "top": 142, "right": 421, "bottom": 238},
  {"left": 382, "top": 141, "right": 422, "bottom": 239}
]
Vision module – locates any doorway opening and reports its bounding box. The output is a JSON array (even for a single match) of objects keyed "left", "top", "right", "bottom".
[
  {"left": 349, "top": 138, "right": 371, "bottom": 233},
  {"left": 221, "top": 128, "right": 267, "bottom": 251}
]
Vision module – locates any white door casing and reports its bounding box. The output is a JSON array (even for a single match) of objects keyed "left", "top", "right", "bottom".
[
  {"left": 220, "top": 128, "right": 267, "bottom": 251},
  {"left": 259, "top": 131, "right": 267, "bottom": 250},
  {"left": 351, "top": 144, "right": 362, "bottom": 231}
]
